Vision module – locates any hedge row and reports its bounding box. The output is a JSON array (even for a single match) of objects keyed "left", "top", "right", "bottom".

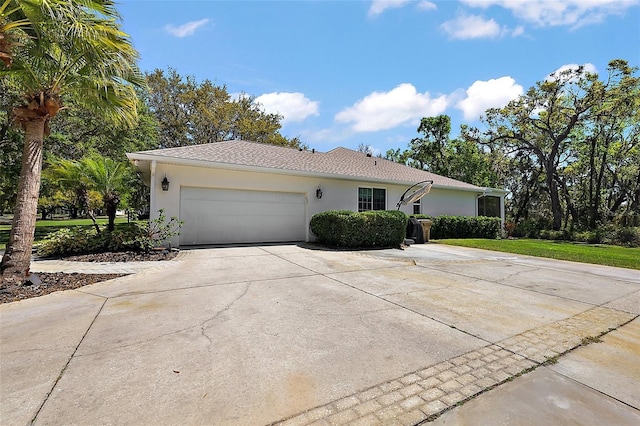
[
  {"left": 539, "top": 226, "right": 640, "bottom": 248},
  {"left": 309, "top": 210, "right": 406, "bottom": 248},
  {"left": 310, "top": 210, "right": 501, "bottom": 248},
  {"left": 412, "top": 215, "right": 502, "bottom": 239}
]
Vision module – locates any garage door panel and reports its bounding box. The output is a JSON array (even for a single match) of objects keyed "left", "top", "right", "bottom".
[{"left": 179, "top": 187, "right": 306, "bottom": 245}]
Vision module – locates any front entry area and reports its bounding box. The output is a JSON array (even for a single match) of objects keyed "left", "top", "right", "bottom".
[{"left": 179, "top": 187, "right": 306, "bottom": 245}]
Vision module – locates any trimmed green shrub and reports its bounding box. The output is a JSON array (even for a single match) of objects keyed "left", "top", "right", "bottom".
[
  {"left": 37, "top": 227, "right": 98, "bottom": 257},
  {"left": 572, "top": 230, "right": 601, "bottom": 244},
  {"left": 533, "top": 226, "right": 639, "bottom": 248},
  {"left": 606, "top": 226, "right": 640, "bottom": 248},
  {"left": 539, "top": 229, "right": 572, "bottom": 241},
  {"left": 37, "top": 224, "right": 144, "bottom": 257},
  {"left": 37, "top": 210, "right": 183, "bottom": 257},
  {"left": 511, "top": 218, "right": 553, "bottom": 238},
  {"left": 525, "top": 225, "right": 638, "bottom": 248},
  {"left": 310, "top": 210, "right": 406, "bottom": 248},
  {"left": 414, "top": 215, "right": 501, "bottom": 239}
]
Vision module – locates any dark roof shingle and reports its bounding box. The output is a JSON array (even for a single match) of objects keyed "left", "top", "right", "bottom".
[{"left": 132, "top": 140, "right": 482, "bottom": 190}]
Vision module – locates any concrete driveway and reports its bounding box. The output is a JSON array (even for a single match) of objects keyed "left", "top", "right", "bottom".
[{"left": 1, "top": 243, "right": 638, "bottom": 425}]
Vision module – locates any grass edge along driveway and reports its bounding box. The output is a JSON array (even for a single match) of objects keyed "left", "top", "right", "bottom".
[
  {"left": 2, "top": 219, "right": 637, "bottom": 271},
  {"left": 438, "top": 238, "right": 640, "bottom": 270},
  {"left": 0, "top": 217, "right": 129, "bottom": 250}
]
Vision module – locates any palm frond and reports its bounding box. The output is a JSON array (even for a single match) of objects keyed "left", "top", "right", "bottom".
[{"left": 5, "top": 0, "right": 143, "bottom": 125}]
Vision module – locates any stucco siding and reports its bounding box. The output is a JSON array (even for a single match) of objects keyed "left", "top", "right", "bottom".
[
  {"left": 421, "top": 189, "right": 477, "bottom": 217},
  {"left": 152, "top": 163, "right": 483, "bottom": 246}
]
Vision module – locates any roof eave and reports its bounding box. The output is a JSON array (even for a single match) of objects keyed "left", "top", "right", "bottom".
[{"left": 126, "top": 152, "right": 485, "bottom": 191}]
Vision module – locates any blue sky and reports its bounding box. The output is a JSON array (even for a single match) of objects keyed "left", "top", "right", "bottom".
[{"left": 119, "top": 0, "right": 640, "bottom": 155}]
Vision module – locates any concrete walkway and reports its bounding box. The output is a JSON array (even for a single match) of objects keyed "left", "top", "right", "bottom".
[{"left": 1, "top": 244, "right": 638, "bottom": 425}]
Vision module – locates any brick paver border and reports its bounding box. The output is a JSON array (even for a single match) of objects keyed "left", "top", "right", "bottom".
[
  {"left": 29, "top": 250, "right": 189, "bottom": 274},
  {"left": 273, "top": 306, "right": 636, "bottom": 426}
]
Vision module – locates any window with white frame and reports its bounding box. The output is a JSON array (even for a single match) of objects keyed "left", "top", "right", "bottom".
[
  {"left": 413, "top": 198, "right": 421, "bottom": 214},
  {"left": 358, "top": 187, "right": 386, "bottom": 212}
]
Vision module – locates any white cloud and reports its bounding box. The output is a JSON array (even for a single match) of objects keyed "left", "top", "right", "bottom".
[
  {"left": 255, "top": 92, "right": 319, "bottom": 123},
  {"left": 165, "top": 18, "right": 209, "bottom": 37},
  {"left": 304, "top": 127, "right": 352, "bottom": 144},
  {"left": 546, "top": 63, "right": 598, "bottom": 81},
  {"left": 368, "top": 0, "right": 437, "bottom": 16},
  {"left": 417, "top": 1, "right": 438, "bottom": 11},
  {"left": 511, "top": 25, "right": 525, "bottom": 36},
  {"left": 456, "top": 77, "right": 524, "bottom": 120},
  {"left": 335, "top": 83, "right": 449, "bottom": 132},
  {"left": 461, "top": 0, "right": 638, "bottom": 28},
  {"left": 228, "top": 92, "right": 243, "bottom": 102},
  {"left": 368, "top": 0, "right": 412, "bottom": 17},
  {"left": 440, "top": 14, "right": 503, "bottom": 39}
]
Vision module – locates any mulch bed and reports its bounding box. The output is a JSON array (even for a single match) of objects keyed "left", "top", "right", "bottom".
[
  {"left": 0, "top": 250, "right": 178, "bottom": 304},
  {"left": 62, "top": 250, "right": 178, "bottom": 263}
]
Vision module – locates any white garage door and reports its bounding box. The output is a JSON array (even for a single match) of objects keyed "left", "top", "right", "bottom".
[{"left": 179, "top": 187, "right": 306, "bottom": 245}]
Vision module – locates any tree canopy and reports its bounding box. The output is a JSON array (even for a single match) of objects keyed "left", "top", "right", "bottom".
[
  {"left": 385, "top": 115, "right": 499, "bottom": 188},
  {"left": 384, "top": 60, "right": 639, "bottom": 232},
  {"left": 466, "top": 60, "right": 639, "bottom": 230},
  {"left": 145, "top": 68, "right": 302, "bottom": 149}
]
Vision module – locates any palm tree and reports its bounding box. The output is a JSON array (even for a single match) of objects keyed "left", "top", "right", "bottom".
[
  {"left": 43, "top": 156, "right": 100, "bottom": 231},
  {"left": 79, "top": 155, "right": 130, "bottom": 232},
  {"left": 1, "top": 0, "right": 143, "bottom": 277},
  {"left": 0, "top": 0, "right": 31, "bottom": 67},
  {"left": 45, "top": 154, "right": 131, "bottom": 231},
  {"left": 1, "top": 0, "right": 88, "bottom": 67}
]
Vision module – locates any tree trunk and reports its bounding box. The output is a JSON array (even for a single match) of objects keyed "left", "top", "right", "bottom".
[
  {"left": 555, "top": 174, "right": 578, "bottom": 230},
  {"left": 107, "top": 203, "right": 117, "bottom": 231},
  {"left": 88, "top": 209, "right": 101, "bottom": 233},
  {"left": 592, "top": 146, "right": 608, "bottom": 228},
  {"left": 550, "top": 185, "right": 562, "bottom": 231},
  {"left": 1, "top": 119, "right": 46, "bottom": 277},
  {"left": 631, "top": 169, "right": 640, "bottom": 212},
  {"left": 105, "top": 192, "right": 120, "bottom": 232},
  {"left": 545, "top": 162, "right": 563, "bottom": 231},
  {"left": 588, "top": 136, "right": 597, "bottom": 228},
  {"left": 514, "top": 186, "right": 531, "bottom": 224},
  {"left": 79, "top": 187, "right": 100, "bottom": 233}
]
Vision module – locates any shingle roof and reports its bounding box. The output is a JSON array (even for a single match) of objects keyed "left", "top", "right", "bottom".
[{"left": 131, "top": 140, "right": 482, "bottom": 190}]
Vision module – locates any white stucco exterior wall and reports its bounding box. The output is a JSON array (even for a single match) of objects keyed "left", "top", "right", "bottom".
[{"left": 150, "top": 162, "right": 488, "bottom": 247}]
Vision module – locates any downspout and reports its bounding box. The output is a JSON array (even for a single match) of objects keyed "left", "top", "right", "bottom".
[
  {"left": 150, "top": 160, "right": 157, "bottom": 218},
  {"left": 500, "top": 193, "right": 506, "bottom": 231}
]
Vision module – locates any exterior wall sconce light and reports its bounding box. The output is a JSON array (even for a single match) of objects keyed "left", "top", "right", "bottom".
[
  {"left": 161, "top": 174, "right": 170, "bottom": 191},
  {"left": 316, "top": 185, "right": 323, "bottom": 199}
]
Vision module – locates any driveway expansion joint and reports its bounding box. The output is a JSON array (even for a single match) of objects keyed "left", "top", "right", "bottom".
[
  {"left": 273, "top": 306, "right": 637, "bottom": 426},
  {"left": 29, "top": 298, "right": 108, "bottom": 425}
]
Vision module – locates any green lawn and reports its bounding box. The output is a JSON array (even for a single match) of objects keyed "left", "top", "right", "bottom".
[
  {"left": 437, "top": 238, "right": 640, "bottom": 270},
  {"left": 0, "top": 217, "right": 129, "bottom": 250}
]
